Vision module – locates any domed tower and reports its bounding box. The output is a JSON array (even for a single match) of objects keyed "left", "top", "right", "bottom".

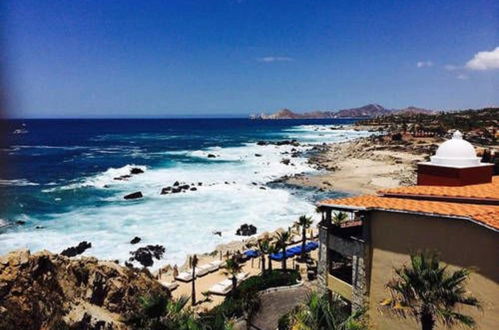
[{"left": 417, "top": 131, "right": 494, "bottom": 186}]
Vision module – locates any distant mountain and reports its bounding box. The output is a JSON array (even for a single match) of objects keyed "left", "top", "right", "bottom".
[
  {"left": 250, "top": 104, "right": 436, "bottom": 120},
  {"left": 334, "top": 104, "right": 390, "bottom": 118}
]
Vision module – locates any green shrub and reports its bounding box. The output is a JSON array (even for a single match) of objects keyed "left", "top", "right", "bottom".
[{"left": 201, "top": 270, "right": 300, "bottom": 328}]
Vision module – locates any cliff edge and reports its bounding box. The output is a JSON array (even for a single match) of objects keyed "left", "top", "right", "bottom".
[{"left": 0, "top": 249, "right": 169, "bottom": 329}]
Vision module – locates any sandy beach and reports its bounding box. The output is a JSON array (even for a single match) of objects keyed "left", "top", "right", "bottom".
[{"left": 284, "top": 134, "right": 438, "bottom": 194}]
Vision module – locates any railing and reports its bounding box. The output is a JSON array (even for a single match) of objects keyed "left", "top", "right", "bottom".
[{"left": 327, "top": 273, "right": 352, "bottom": 301}]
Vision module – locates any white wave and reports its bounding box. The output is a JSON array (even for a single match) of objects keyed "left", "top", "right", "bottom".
[
  {"left": 0, "top": 218, "right": 9, "bottom": 228},
  {"left": 0, "top": 179, "right": 39, "bottom": 186},
  {"left": 1, "top": 124, "right": 371, "bottom": 269}
]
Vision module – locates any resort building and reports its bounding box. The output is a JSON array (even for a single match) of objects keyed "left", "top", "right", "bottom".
[{"left": 316, "top": 131, "right": 499, "bottom": 329}]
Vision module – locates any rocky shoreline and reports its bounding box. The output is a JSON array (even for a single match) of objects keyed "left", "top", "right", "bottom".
[{"left": 281, "top": 132, "right": 437, "bottom": 194}]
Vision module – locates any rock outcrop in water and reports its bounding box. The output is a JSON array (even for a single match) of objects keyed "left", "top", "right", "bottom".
[
  {"left": 124, "top": 191, "right": 143, "bottom": 200},
  {"left": 0, "top": 249, "right": 169, "bottom": 329},
  {"left": 61, "top": 241, "right": 92, "bottom": 257},
  {"left": 236, "top": 224, "right": 257, "bottom": 236}
]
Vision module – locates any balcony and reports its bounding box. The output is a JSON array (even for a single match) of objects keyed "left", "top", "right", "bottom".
[{"left": 327, "top": 273, "right": 352, "bottom": 301}]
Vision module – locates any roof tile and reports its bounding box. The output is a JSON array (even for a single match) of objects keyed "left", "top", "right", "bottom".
[
  {"left": 378, "top": 176, "right": 499, "bottom": 201},
  {"left": 320, "top": 195, "right": 499, "bottom": 230}
]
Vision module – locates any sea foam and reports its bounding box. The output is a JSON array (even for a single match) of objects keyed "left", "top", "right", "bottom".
[{"left": 0, "top": 125, "right": 370, "bottom": 269}]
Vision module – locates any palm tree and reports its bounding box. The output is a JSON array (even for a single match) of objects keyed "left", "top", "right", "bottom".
[
  {"left": 332, "top": 211, "right": 348, "bottom": 226},
  {"left": 129, "top": 294, "right": 204, "bottom": 329},
  {"left": 295, "top": 215, "right": 313, "bottom": 261},
  {"left": 287, "top": 291, "right": 364, "bottom": 330},
  {"left": 257, "top": 238, "right": 269, "bottom": 273},
  {"left": 276, "top": 229, "right": 291, "bottom": 270},
  {"left": 223, "top": 257, "right": 243, "bottom": 297},
  {"left": 191, "top": 254, "right": 198, "bottom": 306},
  {"left": 382, "top": 251, "right": 480, "bottom": 330},
  {"left": 267, "top": 242, "right": 280, "bottom": 272}
]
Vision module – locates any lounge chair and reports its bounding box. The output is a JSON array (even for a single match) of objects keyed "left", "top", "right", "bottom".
[
  {"left": 159, "top": 281, "right": 179, "bottom": 291},
  {"left": 175, "top": 271, "right": 194, "bottom": 282},
  {"left": 208, "top": 279, "right": 233, "bottom": 295},
  {"left": 195, "top": 264, "right": 213, "bottom": 277},
  {"left": 236, "top": 272, "right": 249, "bottom": 282}
]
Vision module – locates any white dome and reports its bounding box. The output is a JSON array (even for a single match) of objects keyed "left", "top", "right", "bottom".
[{"left": 430, "top": 131, "right": 481, "bottom": 167}]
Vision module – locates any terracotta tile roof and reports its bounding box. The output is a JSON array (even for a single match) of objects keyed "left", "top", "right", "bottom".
[
  {"left": 319, "top": 195, "right": 499, "bottom": 230},
  {"left": 378, "top": 176, "right": 499, "bottom": 202}
]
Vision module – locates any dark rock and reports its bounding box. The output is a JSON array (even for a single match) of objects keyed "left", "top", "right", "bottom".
[
  {"left": 190, "top": 187, "right": 197, "bottom": 191},
  {"left": 235, "top": 224, "right": 257, "bottom": 236},
  {"left": 213, "top": 231, "right": 222, "bottom": 237},
  {"left": 130, "top": 167, "right": 144, "bottom": 175},
  {"left": 124, "top": 192, "right": 143, "bottom": 200},
  {"left": 207, "top": 154, "right": 217, "bottom": 158},
  {"left": 130, "top": 237, "right": 141, "bottom": 244},
  {"left": 129, "top": 245, "right": 165, "bottom": 268},
  {"left": 198, "top": 182, "right": 202, "bottom": 186},
  {"left": 257, "top": 141, "right": 268, "bottom": 146},
  {"left": 281, "top": 158, "right": 291, "bottom": 165},
  {"left": 254, "top": 153, "right": 262, "bottom": 157},
  {"left": 16, "top": 220, "right": 26, "bottom": 225},
  {"left": 171, "top": 187, "right": 181, "bottom": 193},
  {"left": 180, "top": 184, "right": 190, "bottom": 190},
  {"left": 61, "top": 241, "right": 92, "bottom": 257},
  {"left": 259, "top": 187, "right": 266, "bottom": 190},
  {"left": 173, "top": 181, "right": 180, "bottom": 186},
  {"left": 160, "top": 187, "right": 172, "bottom": 194}
]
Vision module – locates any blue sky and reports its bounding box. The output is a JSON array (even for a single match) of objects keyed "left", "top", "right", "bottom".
[{"left": 3, "top": 0, "right": 499, "bottom": 118}]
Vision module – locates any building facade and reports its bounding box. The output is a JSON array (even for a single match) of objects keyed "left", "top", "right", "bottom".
[{"left": 317, "top": 131, "right": 499, "bottom": 329}]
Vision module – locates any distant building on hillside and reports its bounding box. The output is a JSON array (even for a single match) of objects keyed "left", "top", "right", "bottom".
[{"left": 316, "top": 131, "right": 498, "bottom": 329}]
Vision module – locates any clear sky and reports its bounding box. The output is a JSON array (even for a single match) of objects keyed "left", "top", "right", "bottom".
[{"left": 3, "top": 0, "right": 499, "bottom": 118}]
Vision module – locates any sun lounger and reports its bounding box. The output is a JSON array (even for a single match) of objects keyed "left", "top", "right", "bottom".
[
  {"left": 208, "top": 279, "right": 233, "bottom": 295},
  {"left": 195, "top": 264, "right": 213, "bottom": 277},
  {"left": 175, "top": 271, "right": 194, "bottom": 282},
  {"left": 159, "top": 281, "right": 179, "bottom": 291},
  {"left": 205, "top": 260, "right": 224, "bottom": 272},
  {"left": 236, "top": 272, "right": 249, "bottom": 282}
]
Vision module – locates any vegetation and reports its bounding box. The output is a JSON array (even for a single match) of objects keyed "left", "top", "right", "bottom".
[
  {"left": 257, "top": 238, "right": 270, "bottom": 272},
  {"left": 267, "top": 241, "right": 280, "bottom": 271},
  {"left": 295, "top": 215, "right": 313, "bottom": 260},
  {"left": 191, "top": 254, "right": 198, "bottom": 306},
  {"left": 278, "top": 292, "right": 365, "bottom": 330},
  {"left": 275, "top": 229, "right": 292, "bottom": 270},
  {"left": 332, "top": 212, "right": 349, "bottom": 226},
  {"left": 357, "top": 107, "right": 498, "bottom": 145},
  {"left": 222, "top": 257, "right": 243, "bottom": 297},
  {"left": 382, "top": 251, "right": 481, "bottom": 330},
  {"left": 126, "top": 295, "right": 209, "bottom": 330},
  {"left": 201, "top": 269, "right": 300, "bottom": 328}
]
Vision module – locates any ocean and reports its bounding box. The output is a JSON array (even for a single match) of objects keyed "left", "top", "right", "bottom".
[{"left": 0, "top": 119, "right": 370, "bottom": 268}]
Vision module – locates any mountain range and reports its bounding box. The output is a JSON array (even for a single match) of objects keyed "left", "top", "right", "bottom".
[{"left": 250, "top": 104, "right": 436, "bottom": 119}]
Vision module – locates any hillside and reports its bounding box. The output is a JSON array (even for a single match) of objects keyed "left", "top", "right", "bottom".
[
  {"left": 356, "top": 107, "right": 498, "bottom": 145},
  {"left": 0, "top": 249, "right": 169, "bottom": 329},
  {"left": 251, "top": 104, "right": 435, "bottom": 119}
]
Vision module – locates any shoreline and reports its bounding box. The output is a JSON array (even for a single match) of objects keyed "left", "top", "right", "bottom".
[
  {"left": 283, "top": 134, "right": 436, "bottom": 194},
  {"left": 157, "top": 130, "right": 436, "bottom": 276}
]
